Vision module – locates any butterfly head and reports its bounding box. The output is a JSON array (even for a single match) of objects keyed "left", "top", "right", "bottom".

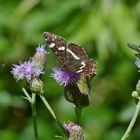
[{"left": 44, "top": 32, "right": 55, "bottom": 43}]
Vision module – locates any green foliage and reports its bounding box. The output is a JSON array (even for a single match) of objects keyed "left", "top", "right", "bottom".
[{"left": 0, "top": 0, "right": 140, "bottom": 139}]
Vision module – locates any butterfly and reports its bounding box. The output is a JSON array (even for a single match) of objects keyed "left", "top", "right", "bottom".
[{"left": 43, "top": 32, "right": 96, "bottom": 78}]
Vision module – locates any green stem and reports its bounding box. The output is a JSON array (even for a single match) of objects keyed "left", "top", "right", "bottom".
[
  {"left": 22, "top": 88, "right": 31, "bottom": 102},
  {"left": 121, "top": 100, "right": 140, "bottom": 140},
  {"left": 75, "top": 106, "right": 81, "bottom": 124},
  {"left": 22, "top": 88, "right": 39, "bottom": 140},
  {"left": 40, "top": 95, "right": 56, "bottom": 120},
  {"left": 31, "top": 93, "right": 39, "bottom": 140},
  {"left": 40, "top": 95, "right": 68, "bottom": 137}
]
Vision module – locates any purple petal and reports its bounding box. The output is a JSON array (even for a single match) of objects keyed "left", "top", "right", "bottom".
[
  {"left": 135, "top": 59, "right": 140, "bottom": 68},
  {"left": 11, "top": 60, "right": 44, "bottom": 82},
  {"left": 51, "top": 68, "right": 80, "bottom": 86},
  {"left": 36, "top": 44, "right": 47, "bottom": 56}
]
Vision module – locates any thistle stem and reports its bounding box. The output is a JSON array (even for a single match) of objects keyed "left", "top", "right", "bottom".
[
  {"left": 75, "top": 106, "right": 81, "bottom": 124},
  {"left": 121, "top": 100, "right": 140, "bottom": 140},
  {"left": 22, "top": 88, "right": 39, "bottom": 140},
  {"left": 22, "top": 88, "right": 31, "bottom": 101},
  {"left": 40, "top": 95, "right": 56, "bottom": 120},
  {"left": 31, "top": 93, "right": 39, "bottom": 140},
  {"left": 39, "top": 95, "right": 68, "bottom": 137}
]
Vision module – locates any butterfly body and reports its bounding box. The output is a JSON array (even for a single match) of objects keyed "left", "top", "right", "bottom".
[{"left": 43, "top": 32, "right": 96, "bottom": 77}]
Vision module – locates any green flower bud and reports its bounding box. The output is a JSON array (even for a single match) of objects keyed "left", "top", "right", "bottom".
[
  {"left": 30, "top": 78, "right": 44, "bottom": 94},
  {"left": 132, "top": 91, "right": 139, "bottom": 98}
]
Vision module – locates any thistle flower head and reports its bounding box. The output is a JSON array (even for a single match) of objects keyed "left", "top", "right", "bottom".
[
  {"left": 51, "top": 68, "right": 80, "bottom": 86},
  {"left": 64, "top": 122, "right": 81, "bottom": 133},
  {"left": 36, "top": 44, "right": 47, "bottom": 57},
  {"left": 64, "top": 122, "right": 85, "bottom": 140},
  {"left": 32, "top": 44, "right": 47, "bottom": 68},
  {"left": 11, "top": 60, "right": 44, "bottom": 82}
]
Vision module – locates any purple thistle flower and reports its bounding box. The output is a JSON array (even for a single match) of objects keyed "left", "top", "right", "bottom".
[
  {"left": 32, "top": 44, "right": 47, "bottom": 69},
  {"left": 36, "top": 44, "right": 47, "bottom": 57},
  {"left": 135, "top": 59, "right": 140, "bottom": 72},
  {"left": 64, "top": 123, "right": 81, "bottom": 133},
  {"left": 64, "top": 122, "right": 85, "bottom": 140},
  {"left": 51, "top": 68, "right": 80, "bottom": 86},
  {"left": 11, "top": 61, "right": 44, "bottom": 82}
]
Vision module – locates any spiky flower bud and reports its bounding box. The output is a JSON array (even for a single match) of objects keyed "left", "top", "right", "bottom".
[
  {"left": 132, "top": 91, "right": 139, "bottom": 98},
  {"left": 64, "top": 122, "right": 86, "bottom": 140},
  {"left": 32, "top": 44, "right": 47, "bottom": 70},
  {"left": 30, "top": 78, "right": 44, "bottom": 94}
]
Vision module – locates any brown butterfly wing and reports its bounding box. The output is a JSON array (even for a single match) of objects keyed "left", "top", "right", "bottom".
[
  {"left": 66, "top": 43, "right": 96, "bottom": 77},
  {"left": 44, "top": 32, "right": 67, "bottom": 65}
]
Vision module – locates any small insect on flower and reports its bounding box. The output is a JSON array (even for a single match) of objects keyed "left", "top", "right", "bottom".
[
  {"left": 51, "top": 68, "right": 80, "bottom": 86},
  {"left": 11, "top": 60, "right": 44, "bottom": 82}
]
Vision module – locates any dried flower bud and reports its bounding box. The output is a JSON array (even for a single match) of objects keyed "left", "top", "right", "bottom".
[{"left": 64, "top": 78, "right": 90, "bottom": 108}]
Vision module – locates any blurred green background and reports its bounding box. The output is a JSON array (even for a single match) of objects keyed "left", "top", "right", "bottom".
[{"left": 0, "top": 0, "right": 140, "bottom": 140}]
